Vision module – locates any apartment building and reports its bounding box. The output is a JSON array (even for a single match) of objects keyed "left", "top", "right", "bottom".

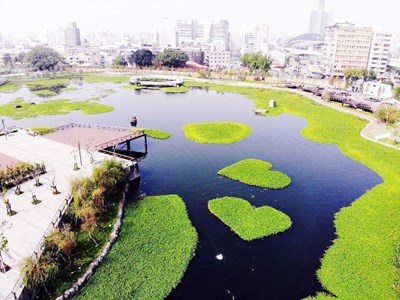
[
  {"left": 240, "top": 24, "right": 269, "bottom": 55},
  {"left": 322, "top": 23, "right": 373, "bottom": 75},
  {"left": 176, "top": 19, "right": 230, "bottom": 50},
  {"left": 65, "top": 22, "right": 81, "bottom": 48},
  {"left": 367, "top": 32, "right": 392, "bottom": 75},
  {"left": 204, "top": 50, "right": 231, "bottom": 70}
]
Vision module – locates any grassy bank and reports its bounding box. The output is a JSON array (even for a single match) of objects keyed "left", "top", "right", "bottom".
[
  {"left": 83, "top": 74, "right": 130, "bottom": 84},
  {"left": 32, "top": 89, "right": 57, "bottom": 96},
  {"left": 193, "top": 82, "right": 400, "bottom": 299},
  {"left": 208, "top": 197, "right": 292, "bottom": 241},
  {"left": 218, "top": 158, "right": 291, "bottom": 189},
  {"left": 183, "top": 122, "right": 252, "bottom": 144},
  {"left": 0, "top": 98, "right": 114, "bottom": 119},
  {"left": 0, "top": 82, "right": 22, "bottom": 93},
  {"left": 161, "top": 86, "right": 190, "bottom": 93},
  {"left": 75, "top": 195, "right": 198, "bottom": 300}
]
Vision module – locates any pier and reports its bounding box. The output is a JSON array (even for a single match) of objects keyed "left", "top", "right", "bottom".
[
  {"left": 0, "top": 124, "right": 145, "bottom": 299},
  {"left": 129, "top": 75, "right": 183, "bottom": 87}
]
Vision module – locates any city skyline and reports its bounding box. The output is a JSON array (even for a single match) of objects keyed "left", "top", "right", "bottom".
[{"left": 1, "top": 0, "right": 399, "bottom": 40}]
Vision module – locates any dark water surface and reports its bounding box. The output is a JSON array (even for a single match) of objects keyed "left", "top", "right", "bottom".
[{"left": 6, "top": 84, "right": 382, "bottom": 299}]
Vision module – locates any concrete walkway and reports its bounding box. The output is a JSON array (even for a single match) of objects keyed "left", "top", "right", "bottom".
[{"left": 0, "top": 130, "right": 111, "bottom": 300}]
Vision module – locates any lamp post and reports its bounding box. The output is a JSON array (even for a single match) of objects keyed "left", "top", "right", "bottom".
[{"left": 1, "top": 119, "right": 6, "bottom": 140}]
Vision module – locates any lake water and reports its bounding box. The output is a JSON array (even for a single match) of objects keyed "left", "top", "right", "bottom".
[{"left": 2, "top": 83, "right": 382, "bottom": 299}]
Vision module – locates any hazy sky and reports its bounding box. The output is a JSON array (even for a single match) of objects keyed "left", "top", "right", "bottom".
[{"left": 0, "top": 0, "right": 399, "bottom": 39}]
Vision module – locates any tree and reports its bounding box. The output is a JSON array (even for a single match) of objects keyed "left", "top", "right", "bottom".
[
  {"left": 25, "top": 46, "right": 64, "bottom": 71},
  {"left": 112, "top": 56, "right": 128, "bottom": 67},
  {"left": 2, "top": 53, "right": 12, "bottom": 67},
  {"left": 394, "top": 87, "right": 400, "bottom": 100},
  {"left": 393, "top": 126, "right": 400, "bottom": 144},
  {"left": 128, "top": 49, "right": 155, "bottom": 68},
  {"left": 375, "top": 105, "right": 400, "bottom": 124},
  {"left": 240, "top": 52, "right": 273, "bottom": 73},
  {"left": 156, "top": 49, "right": 189, "bottom": 68},
  {"left": 20, "top": 253, "right": 59, "bottom": 292},
  {"left": 45, "top": 224, "right": 75, "bottom": 257},
  {"left": 0, "top": 221, "right": 9, "bottom": 273},
  {"left": 343, "top": 68, "right": 376, "bottom": 87},
  {"left": 92, "top": 159, "right": 125, "bottom": 198}
]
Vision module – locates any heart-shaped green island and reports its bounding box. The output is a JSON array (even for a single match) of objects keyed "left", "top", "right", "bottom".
[
  {"left": 218, "top": 158, "right": 291, "bottom": 189},
  {"left": 208, "top": 197, "right": 292, "bottom": 241},
  {"left": 182, "top": 122, "right": 252, "bottom": 144}
]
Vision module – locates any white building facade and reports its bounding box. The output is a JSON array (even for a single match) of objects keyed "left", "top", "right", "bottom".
[
  {"left": 322, "top": 23, "right": 373, "bottom": 75},
  {"left": 367, "top": 32, "right": 392, "bottom": 75},
  {"left": 205, "top": 50, "right": 231, "bottom": 70},
  {"left": 240, "top": 24, "right": 269, "bottom": 55}
]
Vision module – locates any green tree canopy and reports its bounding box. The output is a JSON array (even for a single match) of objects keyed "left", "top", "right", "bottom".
[
  {"left": 240, "top": 52, "right": 273, "bottom": 73},
  {"left": 156, "top": 49, "right": 189, "bottom": 68},
  {"left": 112, "top": 56, "right": 128, "bottom": 67},
  {"left": 25, "top": 46, "right": 64, "bottom": 71},
  {"left": 394, "top": 86, "right": 400, "bottom": 99},
  {"left": 128, "top": 49, "right": 155, "bottom": 68},
  {"left": 343, "top": 68, "right": 376, "bottom": 82}
]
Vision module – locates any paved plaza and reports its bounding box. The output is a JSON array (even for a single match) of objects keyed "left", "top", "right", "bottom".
[{"left": 0, "top": 129, "right": 114, "bottom": 299}]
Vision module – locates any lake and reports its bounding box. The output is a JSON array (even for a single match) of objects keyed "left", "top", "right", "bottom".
[{"left": 3, "top": 83, "right": 382, "bottom": 299}]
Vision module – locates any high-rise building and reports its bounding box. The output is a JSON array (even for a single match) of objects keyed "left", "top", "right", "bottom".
[
  {"left": 240, "top": 24, "right": 269, "bottom": 55},
  {"left": 175, "top": 19, "right": 230, "bottom": 50},
  {"left": 322, "top": 23, "right": 373, "bottom": 75},
  {"left": 65, "top": 22, "right": 81, "bottom": 48},
  {"left": 367, "top": 32, "right": 392, "bottom": 75},
  {"left": 309, "top": 0, "right": 331, "bottom": 35}
]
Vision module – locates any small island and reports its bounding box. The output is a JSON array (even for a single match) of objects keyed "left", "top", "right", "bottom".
[
  {"left": 218, "top": 158, "right": 291, "bottom": 189},
  {"left": 182, "top": 122, "right": 252, "bottom": 144},
  {"left": 208, "top": 196, "right": 292, "bottom": 241}
]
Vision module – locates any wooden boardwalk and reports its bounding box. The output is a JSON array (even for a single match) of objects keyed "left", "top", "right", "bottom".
[{"left": 43, "top": 123, "right": 146, "bottom": 152}]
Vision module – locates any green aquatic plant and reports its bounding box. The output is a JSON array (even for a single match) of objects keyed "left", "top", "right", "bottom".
[
  {"left": 75, "top": 195, "right": 198, "bottom": 300},
  {"left": 218, "top": 159, "right": 291, "bottom": 189},
  {"left": 208, "top": 196, "right": 292, "bottom": 241},
  {"left": 183, "top": 122, "right": 252, "bottom": 144}
]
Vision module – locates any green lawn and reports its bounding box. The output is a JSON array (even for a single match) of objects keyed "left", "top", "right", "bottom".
[
  {"left": 193, "top": 82, "right": 400, "bottom": 299},
  {"left": 32, "top": 89, "right": 57, "bottom": 96},
  {"left": 208, "top": 197, "right": 292, "bottom": 241},
  {"left": 0, "top": 98, "right": 114, "bottom": 119},
  {"left": 83, "top": 74, "right": 130, "bottom": 84},
  {"left": 161, "top": 86, "right": 190, "bottom": 93},
  {"left": 120, "top": 85, "right": 144, "bottom": 90},
  {"left": 0, "top": 82, "right": 21, "bottom": 93},
  {"left": 218, "top": 159, "right": 291, "bottom": 189},
  {"left": 75, "top": 195, "right": 198, "bottom": 300},
  {"left": 183, "top": 122, "right": 252, "bottom": 144},
  {"left": 26, "top": 78, "right": 71, "bottom": 89},
  {"left": 30, "top": 127, "right": 56, "bottom": 135}
]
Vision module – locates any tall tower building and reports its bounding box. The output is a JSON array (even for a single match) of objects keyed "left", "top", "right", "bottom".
[
  {"left": 65, "top": 22, "right": 81, "bottom": 47},
  {"left": 309, "top": 0, "right": 330, "bottom": 35},
  {"left": 175, "top": 19, "right": 230, "bottom": 50}
]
